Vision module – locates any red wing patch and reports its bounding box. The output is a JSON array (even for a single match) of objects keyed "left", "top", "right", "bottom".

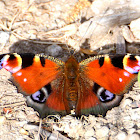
[{"left": 82, "top": 54, "right": 140, "bottom": 95}]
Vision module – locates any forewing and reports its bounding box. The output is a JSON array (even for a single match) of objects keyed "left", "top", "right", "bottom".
[{"left": 80, "top": 54, "right": 140, "bottom": 95}]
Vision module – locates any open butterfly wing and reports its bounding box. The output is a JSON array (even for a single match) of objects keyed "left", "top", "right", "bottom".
[
  {"left": 77, "top": 54, "right": 140, "bottom": 116},
  {"left": 0, "top": 53, "right": 67, "bottom": 117}
]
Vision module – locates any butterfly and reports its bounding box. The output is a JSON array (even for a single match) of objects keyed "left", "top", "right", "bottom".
[{"left": 0, "top": 53, "right": 140, "bottom": 118}]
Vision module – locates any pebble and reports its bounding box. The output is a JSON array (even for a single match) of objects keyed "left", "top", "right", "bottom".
[
  {"left": 28, "top": 30, "right": 37, "bottom": 39},
  {"left": 96, "top": 126, "right": 109, "bottom": 138},
  {"left": 131, "top": 101, "right": 140, "bottom": 108},
  {"left": 0, "top": 31, "right": 10, "bottom": 44},
  {"left": 131, "top": 111, "right": 140, "bottom": 120},
  {"left": 23, "top": 124, "right": 39, "bottom": 131},
  {"left": 130, "top": 18, "right": 140, "bottom": 39},
  {"left": 15, "top": 111, "right": 27, "bottom": 120},
  {"left": 85, "top": 128, "right": 95, "bottom": 137},
  {"left": 123, "top": 115, "right": 131, "bottom": 121},
  {"left": 45, "top": 44, "right": 62, "bottom": 56},
  {"left": 126, "top": 133, "right": 140, "bottom": 140},
  {"left": 115, "top": 131, "right": 127, "bottom": 140},
  {"left": 19, "top": 128, "right": 29, "bottom": 135},
  {"left": 0, "top": 116, "right": 6, "bottom": 124},
  {"left": 128, "top": 128, "right": 136, "bottom": 134},
  {"left": 121, "top": 98, "right": 132, "bottom": 108},
  {"left": 15, "top": 121, "right": 28, "bottom": 127},
  {"left": 88, "top": 115, "right": 97, "bottom": 126},
  {"left": 123, "top": 120, "right": 135, "bottom": 129}
]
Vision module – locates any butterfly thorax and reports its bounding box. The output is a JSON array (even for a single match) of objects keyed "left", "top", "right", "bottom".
[{"left": 64, "top": 56, "right": 79, "bottom": 114}]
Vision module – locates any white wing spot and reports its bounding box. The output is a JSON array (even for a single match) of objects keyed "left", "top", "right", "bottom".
[
  {"left": 124, "top": 72, "right": 129, "bottom": 77},
  {"left": 16, "top": 72, "right": 22, "bottom": 76},
  {"left": 119, "top": 78, "right": 122, "bottom": 82},
  {"left": 23, "top": 78, "right": 27, "bottom": 82}
]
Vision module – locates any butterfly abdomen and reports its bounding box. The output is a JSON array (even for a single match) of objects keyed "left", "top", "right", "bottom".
[{"left": 64, "top": 56, "right": 79, "bottom": 114}]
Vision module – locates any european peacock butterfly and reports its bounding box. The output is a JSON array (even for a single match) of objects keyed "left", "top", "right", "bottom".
[{"left": 0, "top": 53, "right": 140, "bottom": 118}]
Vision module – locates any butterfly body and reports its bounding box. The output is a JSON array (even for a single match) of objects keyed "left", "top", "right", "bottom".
[
  {"left": 0, "top": 53, "right": 140, "bottom": 118},
  {"left": 64, "top": 56, "right": 79, "bottom": 114}
]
